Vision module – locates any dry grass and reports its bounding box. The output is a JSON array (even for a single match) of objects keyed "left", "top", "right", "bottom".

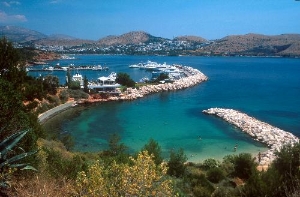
[{"left": 8, "top": 175, "right": 75, "bottom": 197}]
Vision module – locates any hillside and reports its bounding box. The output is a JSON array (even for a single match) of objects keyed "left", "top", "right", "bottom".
[
  {"left": 32, "top": 37, "right": 94, "bottom": 46},
  {"left": 0, "top": 26, "right": 47, "bottom": 42},
  {"left": 174, "top": 35, "right": 207, "bottom": 43},
  {"left": 199, "top": 33, "right": 300, "bottom": 56},
  {"left": 1, "top": 26, "right": 300, "bottom": 56},
  {"left": 97, "top": 31, "right": 168, "bottom": 46}
]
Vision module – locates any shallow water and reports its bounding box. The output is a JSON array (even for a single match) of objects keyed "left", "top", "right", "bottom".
[{"left": 40, "top": 55, "right": 300, "bottom": 162}]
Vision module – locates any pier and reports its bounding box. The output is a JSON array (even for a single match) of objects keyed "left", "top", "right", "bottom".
[
  {"left": 203, "top": 108, "right": 299, "bottom": 165},
  {"left": 121, "top": 66, "right": 208, "bottom": 100},
  {"left": 81, "top": 66, "right": 208, "bottom": 102},
  {"left": 26, "top": 65, "right": 109, "bottom": 72}
]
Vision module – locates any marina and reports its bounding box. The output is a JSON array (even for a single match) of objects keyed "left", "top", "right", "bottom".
[
  {"left": 26, "top": 64, "right": 109, "bottom": 72},
  {"left": 37, "top": 55, "right": 300, "bottom": 162}
]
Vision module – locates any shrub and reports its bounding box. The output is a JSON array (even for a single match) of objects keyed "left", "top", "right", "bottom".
[
  {"left": 0, "top": 130, "right": 37, "bottom": 188},
  {"left": 232, "top": 153, "right": 257, "bottom": 180},
  {"left": 46, "top": 95, "right": 60, "bottom": 106},
  {"left": 59, "top": 90, "right": 69, "bottom": 103},
  {"left": 74, "top": 151, "right": 175, "bottom": 196},
  {"left": 141, "top": 138, "right": 163, "bottom": 166},
  {"left": 167, "top": 148, "right": 187, "bottom": 177},
  {"left": 206, "top": 167, "right": 225, "bottom": 183},
  {"left": 202, "top": 158, "right": 220, "bottom": 170},
  {"left": 116, "top": 72, "right": 135, "bottom": 87},
  {"left": 67, "top": 89, "right": 89, "bottom": 100}
]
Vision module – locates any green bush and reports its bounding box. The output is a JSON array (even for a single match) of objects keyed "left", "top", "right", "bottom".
[
  {"left": 206, "top": 167, "right": 225, "bottom": 183},
  {"left": 232, "top": 153, "right": 257, "bottom": 180},
  {"left": 167, "top": 148, "right": 187, "bottom": 177},
  {"left": 46, "top": 95, "right": 60, "bottom": 106},
  {"left": 141, "top": 138, "right": 163, "bottom": 166},
  {"left": 192, "top": 186, "right": 212, "bottom": 197},
  {"left": 116, "top": 72, "right": 135, "bottom": 87},
  {"left": 67, "top": 89, "right": 89, "bottom": 99},
  {"left": 68, "top": 81, "right": 81, "bottom": 90},
  {"left": 59, "top": 90, "right": 69, "bottom": 103},
  {"left": 43, "top": 148, "right": 87, "bottom": 179},
  {"left": 202, "top": 158, "right": 220, "bottom": 170}
]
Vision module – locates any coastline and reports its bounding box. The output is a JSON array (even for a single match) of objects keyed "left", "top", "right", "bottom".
[
  {"left": 38, "top": 100, "right": 76, "bottom": 123},
  {"left": 203, "top": 108, "right": 299, "bottom": 166},
  {"left": 39, "top": 66, "right": 208, "bottom": 122},
  {"left": 81, "top": 66, "right": 208, "bottom": 103}
]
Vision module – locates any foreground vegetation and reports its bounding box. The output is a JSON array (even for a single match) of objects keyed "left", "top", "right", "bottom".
[{"left": 1, "top": 37, "right": 299, "bottom": 196}]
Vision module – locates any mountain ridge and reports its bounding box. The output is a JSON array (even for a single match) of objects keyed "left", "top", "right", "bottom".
[{"left": 1, "top": 25, "right": 300, "bottom": 56}]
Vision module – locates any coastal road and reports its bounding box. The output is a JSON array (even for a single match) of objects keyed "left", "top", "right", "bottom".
[{"left": 38, "top": 101, "right": 75, "bottom": 123}]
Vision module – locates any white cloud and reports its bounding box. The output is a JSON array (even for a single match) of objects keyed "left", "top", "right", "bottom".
[
  {"left": 0, "top": 11, "right": 27, "bottom": 23},
  {"left": 2, "top": 1, "right": 21, "bottom": 7},
  {"left": 2, "top": 2, "right": 10, "bottom": 7},
  {"left": 50, "top": 0, "right": 61, "bottom": 4}
]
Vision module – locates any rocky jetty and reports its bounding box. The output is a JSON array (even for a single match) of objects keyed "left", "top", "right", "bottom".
[
  {"left": 120, "top": 66, "right": 208, "bottom": 100},
  {"left": 203, "top": 108, "right": 299, "bottom": 165},
  {"left": 80, "top": 66, "right": 208, "bottom": 103}
]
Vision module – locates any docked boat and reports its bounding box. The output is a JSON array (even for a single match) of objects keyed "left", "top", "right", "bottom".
[{"left": 129, "top": 63, "right": 143, "bottom": 68}]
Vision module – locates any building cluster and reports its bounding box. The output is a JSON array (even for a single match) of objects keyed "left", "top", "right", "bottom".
[{"left": 29, "top": 40, "right": 211, "bottom": 55}]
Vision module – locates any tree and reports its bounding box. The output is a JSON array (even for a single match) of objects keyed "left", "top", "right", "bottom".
[
  {"left": 42, "top": 75, "right": 59, "bottom": 94},
  {"left": 268, "top": 142, "right": 300, "bottom": 196},
  {"left": 104, "top": 133, "right": 129, "bottom": 164},
  {"left": 231, "top": 153, "right": 257, "bottom": 180},
  {"left": 141, "top": 138, "right": 163, "bottom": 166},
  {"left": 0, "top": 37, "right": 42, "bottom": 161},
  {"left": 116, "top": 72, "right": 135, "bottom": 87},
  {"left": 153, "top": 73, "right": 169, "bottom": 83},
  {"left": 83, "top": 75, "right": 89, "bottom": 93},
  {"left": 0, "top": 37, "right": 26, "bottom": 88},
  {"left": 167, "top": 148, "right": 187, "bottom": 177}
]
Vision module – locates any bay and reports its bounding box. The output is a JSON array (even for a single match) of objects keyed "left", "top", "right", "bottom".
[{"left": 39, "top": 55, "right": 300, "bottom": 162}]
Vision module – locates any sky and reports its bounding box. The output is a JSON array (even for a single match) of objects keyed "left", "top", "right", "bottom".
[{"left": 0, "top": 0, "right": 300, "bottom": 40}]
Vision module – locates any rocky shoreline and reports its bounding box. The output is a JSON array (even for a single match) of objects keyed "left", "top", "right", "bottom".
[
  {"left": 82, "top": 66, "right": 208, "bottom": 102},
  {"left": 203, "top": 108, "right": 299, "bottom": 165}
]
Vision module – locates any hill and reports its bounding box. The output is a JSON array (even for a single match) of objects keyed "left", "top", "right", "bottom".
[
  {"left": 0, "top": 26, "right": 47, "bottom": 42},
  {"left": 1, "top": 26, "right": 300, "bottom": 56},
  {"left": 97, "top": 31, "right": 168, "bottom": 46},
  {"left": 174, "top": 35, "right": 207, "bottom": 43},
  {"left": 199, "top": 33, "right": 300, "bottom": 56}
]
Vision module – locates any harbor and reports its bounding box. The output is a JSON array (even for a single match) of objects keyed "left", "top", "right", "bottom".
[
  {"left": 26, "top": 64, "right": 109, "bottom": 72},
  {"left": 203, "top": 108, "right": 299, "bottom": 165},
  {"left": 81, "top": 65, "right": 208, "bottom": 102}
]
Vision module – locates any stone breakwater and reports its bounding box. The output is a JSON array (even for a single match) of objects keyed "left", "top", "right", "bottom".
[
  {"left": 203, "top": 108, "right": 299, "bottom": 165},
  {"left": 120, "top": 66, "right": 208, "bottom": 100},
  {"left": 82, "top": 66, "right": 208, "bottom": 103}
]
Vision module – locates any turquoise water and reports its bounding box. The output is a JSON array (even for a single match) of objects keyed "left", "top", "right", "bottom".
[{"left": 37, "top": 55, "right": 300, "bottom": 162}]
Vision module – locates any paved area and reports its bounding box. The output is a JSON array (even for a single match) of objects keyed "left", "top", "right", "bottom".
[{"left": 38, "top": 101, "right": 75, "bottom": 123}]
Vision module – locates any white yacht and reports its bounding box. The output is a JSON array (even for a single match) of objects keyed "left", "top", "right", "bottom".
[{"left": 129, "top": 63, "right": 143, "bottom": 68}]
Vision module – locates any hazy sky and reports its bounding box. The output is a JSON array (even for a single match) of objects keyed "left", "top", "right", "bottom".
[{"left": 1, "top": 0, "right": 299, "bottom": 40}]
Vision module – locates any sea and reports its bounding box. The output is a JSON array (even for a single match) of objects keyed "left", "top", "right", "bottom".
[{"left": 31, "top": 55, "right": 300, "bottom": 162}]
